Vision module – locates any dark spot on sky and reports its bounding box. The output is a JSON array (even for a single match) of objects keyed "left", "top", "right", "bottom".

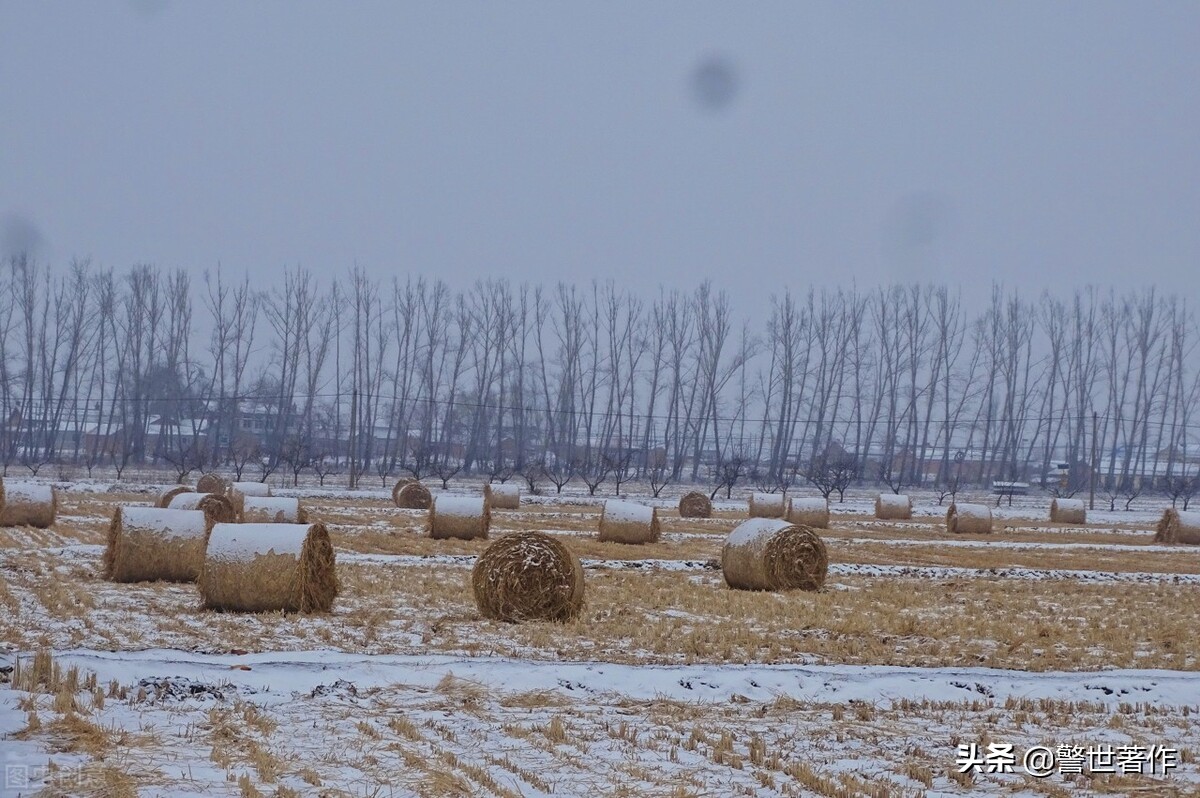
[
  {"left": 690, "top": 55, "right": 740, "bottom": 112},
  {"left": 128, "top": 0, "right": 170, "bottom": 19},
  {"left": 885, "top": 192, "right": 953, "bottom": 251},
  {"left": 0, "top": 213, "right": 46, "bottom": 259}
]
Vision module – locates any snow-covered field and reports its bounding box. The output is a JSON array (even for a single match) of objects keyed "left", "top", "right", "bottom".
[{"left": 2, "top": 482, "right": 1198, "bottom": 797}]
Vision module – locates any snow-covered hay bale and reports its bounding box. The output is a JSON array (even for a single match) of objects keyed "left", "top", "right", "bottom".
[
  {"left": 199, "top": 522, "right": 338, "bottom": 613},
  {"left": 946, "top": 502, "right": 994, "bottom": 534},
  {"left": 429, "top": 495, "right": 491, "bottom": 540},
  {"left": 1050, "top": 498, "right": 1087, "bottom": 524},
  {"left": 154, "top": 485, "right": 193, "bottom": 508},
  {"left": 196, "top": 472, "right": 231, "bottom": 495},
  {"left": 242, "top": 496, "right": 307, "bottom": 524},
  {"left": 231, "top": 481, "right": 271, "bottom": 497},
  {"left": 1156, "top": 508, "right": 1200, "bottom": 545},
  {"left": 472, "top": 531, "right": 584, "bottom": 622},
  {"left": 875, "top": 493, "right": 913, "bottom": 520},
  {"left": 597, "top": 500, "right": 661, "bottom": 544},
  {"left": 167, "top": 492, "right": 237, "bottom": 525},
  {"left": 785, "top": 497, "right": 830, "bottom": 528},
  {"left": 391, "top": 478, "right": 414, "bottom": 505},
  {"left": 102, "top": 506, "right": 212, "bottom": 583},
  {"left": 0, "top": 482, "right": 56, "bottom": 528},
  {"left": 722, "top": 518, "right": 828, "bottom": 592},
  {"left": 678, "top": 491, "right": 712, "bottom": 519},
  {"left": 394, "top": 480, "right": 432, "bottom": 509},
  {"left": 226, "top": 487, "right": 246, "bottom": 521},
  {"left": 748, "top": 492, "right": 786, "bottom": 518},
  {"left": 484, "top": 482, "right": 520, "bottom": 510}
]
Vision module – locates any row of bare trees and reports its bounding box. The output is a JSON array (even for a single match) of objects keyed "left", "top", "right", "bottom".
[{"left": 1, "top": 254, "right": 1197, "bottom": 501}]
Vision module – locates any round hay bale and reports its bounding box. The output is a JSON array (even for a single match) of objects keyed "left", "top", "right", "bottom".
[
  {"left": 0, "top": 482, "right": 57, "bottom": 528},
  {"left": 391, "top": 478, "right": 415, "bottom": 506},
  {"left": 875, "top": 493, "right": 913, "bottom": 520},
  {"left": 484, "top": 482, "right": 520, "bottom": 510},
  {"left": 1156, "top": 508, "right": 1200, "bottom": 545},
  {"left": 946, "top": 502, "right": 994, "bottom": 534},
  {"left": 678, "top": 491, "right": 712, "bottom": 519},
  {"left": 231, "top": 481, "right": 271, "bottom": 497},
  {"left": 785, "top": 497, "right": 830, "bottom": 528},
  {"left": 167, "top": 492, "right": 237, "bottom": 526},
  {"left": 1050, "top": 498, "right": 1087, "bottom": 524},
  {"left": 242, "top": 496, "right": 307, "bottom": 524},
  {"left": 154, "top": 485, "right": 194, "bottom": 509},
  {"left": 395, "top": 481, "right": 432, "bottom": 510},
  {"left": 429, "top": 495, "right": 491, "bottom": 540},
  {"left": 597, "top": 500, "right": 660, "bottom": 544},
  {"left": 472, "top": 531, "right": 584, "bottom": 622},
  {"left": 196, "top": 472, "right": 231, "bottom": 495},
  {"left": 199, "top": 522, "right": 339, "bottom": 613},
  {"left": 226, "top": 487, "right": 246, "bottom": 521},
  {"left": 102, "top": 506, "right": 212, "bottom": 583},
  {"left": 748, "top": 492, "right": 786, "bottom": 518},
  {"left": 721, "top": 518, "right": 828, "bottom": 592}
]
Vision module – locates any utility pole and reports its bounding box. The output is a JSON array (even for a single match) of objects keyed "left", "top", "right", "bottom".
[
  {"left": 1088, "top": 411, "right": 1098, "bottom": 510},
  {"left": 348, "top": 388, "right": 358, "bottom": 489}
]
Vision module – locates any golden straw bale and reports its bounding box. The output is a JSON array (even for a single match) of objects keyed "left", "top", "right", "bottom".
[
  {"left": 472, "top": 531, "right": 584, "bottom": 622},
  {"left": 199, "top": 522, "right": 338, "bottom": 613},
  {"left": 1050, "top": 498, "right": 1087, "bottom": 524},
  {"left": 875, "top": 493, "right": 913, "bottom": 520},
  {"left": 678, "top": 491, "right": 712, "bottom": 518},
  {"left": 785, "top": 497, "right": 830, "bottom": 528},
  {"left": 722, "top": 518, "right": 828, "bottom": 592},
  {"left": 242, "top": 496, "right": 307, "bottom": 524},
  {"left": 167, "top": 492, "right": 237, "bottom": 525},
  {"left": 484, "top": 482, "right": 520, "bottom": 510},
  {"left": 1156, "top": 508, "right": 1200, "bottom": 545},
  {"left": 0, "top": 482, "right": 57, "bottom": 528},
  {"left": 196, "top": 472, "right": 231, "bottom": 495},
  {"left": 102, "top": 506, "right": 213, "bottom": 583},
  {"left": 395, "top": 481, "right": 432, "bottom": 509},
  {"left": 154, "top": 485, "right": 193, "bottom": 508},
  {"left": 945, "top": 502, "right": 994, "bottom": 534},
  {"left": 748, "top": 492, "right": 786, "bottom": 518},
  {"left": 429, "top": 495, "right": 491, "bottom": 540},
  {"left": 597, "top": 500, "right": 660, "bottom": 544}
]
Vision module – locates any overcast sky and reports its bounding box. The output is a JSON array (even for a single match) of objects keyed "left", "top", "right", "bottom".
[{"left": 1, "top": 2, "right": 1197, "bottom": 311}]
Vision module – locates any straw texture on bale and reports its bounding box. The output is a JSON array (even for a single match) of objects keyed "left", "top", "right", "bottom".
[
  {"left": 102, "top": 506, "right": 212, "bottom": 583},
  {"left": 722, "top": 518, "right": 828, "bottom": 592},
  {"left": 484, "top": 482, "right": 520, "bottom": 510},
  {"left": 678, "top": 491, "right": 713, "bottom": 519},
  {"left": 242, "top": 496, "right": 308, "bottom": 524},
  {"left": 428, "top": 495, "right": 491, "bottom": 540},
  {"left": 785, "top": 497, "right": 830, "bottom": 528},
  {"left": 154, "top": 485, "right": 193, "bottom": 509},
  {"left": 748, "top": 492, "right": 786, "bottom": 518},
  {"left": 199, "top": 522, "right": 338, "bottom": 613},
  {"left": 394, "top": 480, "right": 432, "bottom": 509},
  {"left": 946, "top": 502, "right": 994, "bottom": 534},
  {"left": 1156, "top": 508, "right": 1200, "bottom": 545},
  {"left": 597, "top": 500, "right": 661, "bottom": 544},
  {"left": 225, "top": 487, "right": 246, "bottom": 521},
  {"left": 196, "top": 472, "right": 231, "bottom": 495},
  {"left": 167, "top": 492, "right": 237, "bottom": 525},
  {"left": 1050, "top": 498, "right": 1087, "bottom": 524},
  {"left": 0, "top": 482, "right": 56, "bottom": 528},
  {"left": 875, "top": 493, "right": 913, "bottom": 520},
  {"left": 391, "top": 478, "right": 414, "bottom": 506},
  {"left": 472, "top": 531, "right": 584, "bottom": 622},
  {"left": 231, "top": 481, "right": 271, "bottom": 497}
]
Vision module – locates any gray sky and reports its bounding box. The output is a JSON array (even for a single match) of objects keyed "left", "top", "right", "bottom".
[{"left": 2, "top": 2, "right": 1197, "bottom": 310}]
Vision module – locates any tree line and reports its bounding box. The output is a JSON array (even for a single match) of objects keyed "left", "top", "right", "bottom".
[{"left": 1, "top": 254, "right": 1197, "bottom": 503}]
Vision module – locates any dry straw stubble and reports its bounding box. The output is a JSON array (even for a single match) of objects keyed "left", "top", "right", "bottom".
[
  {"left": 199, "top": 522, "right": 338, "bottom": 613},
  {"left": 597, "top": 500, "right": 661, "bottom": 544},
  {"left": 678, "top": 491, "right": 712, "bottom": 519},
  {"left": 722, "top": 518, "right": 828, "bottom": 592},
  {"left": 429, "top": 495, "right": 491, "bottom": 540},
  {"left": 472, "top": 531, "right": 584, "bottom": 622},
  {"left": 103, "top": 506, "right": 213, "bottom": 583}
]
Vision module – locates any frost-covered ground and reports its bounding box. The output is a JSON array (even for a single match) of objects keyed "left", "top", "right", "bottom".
[{"left": 2, "top": 480, "right": 1198, "bottom": 797}]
